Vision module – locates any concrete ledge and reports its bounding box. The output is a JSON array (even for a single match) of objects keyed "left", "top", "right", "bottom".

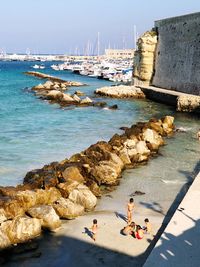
[{"left": 144, "top": 172, "right": 200, "bottom": 267}]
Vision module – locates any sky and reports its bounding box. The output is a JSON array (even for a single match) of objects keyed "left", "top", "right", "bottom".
[{"left": 0, "top": 0, "right": 200, "bottom": 54}]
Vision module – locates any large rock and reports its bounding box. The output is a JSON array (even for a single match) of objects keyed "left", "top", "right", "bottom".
[
  {"left": 148, "top": 120, "right": 164, "bottom": 135},
  {"left": 161, "top": 116, "right": 174, "bottom": 135},
  {"left": 91, "top": 162, "right": 119, "bottom": 185},
  {"left": 118, "top": 147, "right": 132, "bottom": 165},
  {"left": 62, "top": 93, "right": 74, "bottom": 102},
  {"left": 142, "top": 128, "right": 164, "bottom": 150},
  {"left": 80, "top": 97, "right": 93, "bottom": 104},
  {"left": 177, "top": 95, "right": 200, "bottom": 113},
  {"left": 46, "top": 90, "right": 63, "bottom": 100},
  {"left": 68, "top": 184, "right": 97, "bottom": 211},
  {"left": 14, "top": 188, "right": 61, "bottom": 211},
  {"left": 53, "top": 198, "right": 84, "bottom": 219},
  {"left": 27, "top": 205, "right": 61, "bottom": 231},
  {"left": 0, "top": 228, "right": 11, "bottom": 249},
  {"left": 1, "top": 197, "right": 25, "bottom": 219},
  {"left": 72, "top": 94, "right": 81, "bottom": 102},
  {"left": 95, "top": 85, "right": 145, "bottom": 98},
  {"left": 62, "top": 166, "right": 85, "bottom": 183},
  {"left": 23, "top": 163, "right": 60, "bottom": 189},
  {"left": 0, "top": 208, "right": 7, "bottom": 224},
  {"left": 57, "top": 180, "right": 80, "bottom": 198},
  {"left": 43, "top": 81, "right": 54, "bottom": 89},
  {"left": 1, "top": 216, "right": 42, "bottom": 244},
  {"left": 89, "top": 149, "right": 124, "bottom": 185}
]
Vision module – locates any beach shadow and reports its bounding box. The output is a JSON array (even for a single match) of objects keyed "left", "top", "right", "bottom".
[
  {"left": 2, "top": 229, "right": 148, "bottom": 267},
  {"left": 139, "top": 201, "right": 165, "bottom": 216},
  {"left": 115, "top": 212, "right": 127, "bottom": 223},
  {"left": 83, "top": 227, "right": 93, "bottom": 240}
]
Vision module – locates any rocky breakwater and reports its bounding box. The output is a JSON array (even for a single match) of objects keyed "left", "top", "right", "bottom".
[
  {"left": 0, "top": 116, "right": 174, "bottom": 252},
  {"left": 25, "top": 71, "right": 85, "bottom": 85},
  {"left": 95, "top": 85, "right": 145, "bottom": 99},
  {"left": 31, "top": 80, "right": 118, "bottom": 109},
  {"left": 177, "top": 95, "right": 200, "bottom": 113}
]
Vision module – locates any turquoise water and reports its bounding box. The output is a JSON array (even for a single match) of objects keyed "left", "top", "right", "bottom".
[{"left": 0, "top": 61, "right": 199, "bottom": 187}]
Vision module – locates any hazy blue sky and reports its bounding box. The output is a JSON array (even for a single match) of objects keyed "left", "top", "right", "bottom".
[{"left": 0, "top": 0, "right": 200, "bottom": 54}]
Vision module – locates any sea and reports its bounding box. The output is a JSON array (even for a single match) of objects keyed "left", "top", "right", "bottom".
[{"left": 0, "top": 60, "right": 199, "bottom": 216}]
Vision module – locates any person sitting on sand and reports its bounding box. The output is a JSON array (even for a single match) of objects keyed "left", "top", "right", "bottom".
[
  {"left": 135, "top": 225, "right": 144, "bottom": 240},
  {"left": 143, "top": 218, "right": 152, "bottom": 234},
  {"left": 122, "top": 222, "right": 136, "bottom": 236},
  {"left": 127, "top": 198, "right": 134, "bottom": 224},
  {"left": 91, "top": 219, "right": 98, "bottom": 241}
]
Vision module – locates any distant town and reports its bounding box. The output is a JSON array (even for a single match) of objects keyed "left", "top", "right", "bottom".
[{"left": 0, "top": 49, "right": 134, "bottom": 61}]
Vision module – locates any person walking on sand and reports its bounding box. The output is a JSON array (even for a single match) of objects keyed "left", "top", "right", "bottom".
[
  {"left": 127, "top": 198, "right": 134, "bottom": 224},
  {"left": 91, "top": 219, "right": 98, "bottom": 241}
]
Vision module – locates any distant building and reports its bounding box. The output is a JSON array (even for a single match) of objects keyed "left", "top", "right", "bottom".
[{"left": 105, "top": 49, "right": 135, "bottom": 59}]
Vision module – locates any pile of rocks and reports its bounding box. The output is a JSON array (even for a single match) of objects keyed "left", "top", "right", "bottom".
[
  {"left": 95, "top": 85, "right": 145, "bottom": 99},
  {"left": 177, "top": 95, "right": 200, "bottom": 113},
  {"left": 0, "top": 116, "right": 174, "bottom": 249},
  {"left": 31, "top": 81, "right": 117, "bottom": 109}
]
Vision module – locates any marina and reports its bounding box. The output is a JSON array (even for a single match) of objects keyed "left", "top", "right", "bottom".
[{"left": 0, "top": 1, "right": 200, "bottom": 266}]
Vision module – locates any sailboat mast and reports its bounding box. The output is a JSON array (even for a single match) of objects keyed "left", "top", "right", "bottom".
[{"left": 97, "top": 32, "right": 100, "bottom": 57}]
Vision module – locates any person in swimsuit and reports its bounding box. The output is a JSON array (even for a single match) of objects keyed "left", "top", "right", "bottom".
[
  {"left": 143, "top": 218, "right": 152, "bottom": 234},
  {"left": 91, "top": 219, "right": 98, "bottom": 241},
  {"left": 135, "top": 225, "right": 144, "bottom": 240},
  {"left": 122, "top": 222, "right": 136, "bottom": 236},
  {"left": 127, "top": 198, "right": 134, "bottom": 224}
]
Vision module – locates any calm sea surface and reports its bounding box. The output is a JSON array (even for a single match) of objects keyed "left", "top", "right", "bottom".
[{"left": 0, "top": 61, "right": 199, "bottom": 191}]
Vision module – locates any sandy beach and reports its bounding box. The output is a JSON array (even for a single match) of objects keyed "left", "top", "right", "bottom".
[{"left": 5, "top": 210, "right": 157, "bottom": 267}]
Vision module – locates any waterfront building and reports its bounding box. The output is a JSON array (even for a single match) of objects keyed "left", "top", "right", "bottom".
[{"left": 104, "top": 49, "right": 135, "bottom": 59}]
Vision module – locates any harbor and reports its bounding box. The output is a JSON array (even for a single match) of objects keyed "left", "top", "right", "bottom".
[{"left": 0, "top": 1, "right": 200, "bottom": 266}]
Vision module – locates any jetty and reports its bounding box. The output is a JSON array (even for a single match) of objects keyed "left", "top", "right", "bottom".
[{"left": 25, "top": 71, "right": 85, "bottom": 86}]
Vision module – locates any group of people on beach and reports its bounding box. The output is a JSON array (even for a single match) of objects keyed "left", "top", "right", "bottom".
[
  {"left": 121, "top": 198, "right": 152, "bottom": 239},
  {"left": 88, "top": 197, "right": 152, "bottom": 242}
]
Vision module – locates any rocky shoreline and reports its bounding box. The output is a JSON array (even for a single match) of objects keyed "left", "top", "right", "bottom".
[
  {"left": 95, "top": 84, "right": 200, "bottom": 113},
  {"left": 29, "top": 80, "right": 118, "bottom": 109},
  {"left": 0, "top": 115, "right": 174, "bottom": 255},
  {"left": 95, "top": 85, "right": 145, "bottom": 99}
]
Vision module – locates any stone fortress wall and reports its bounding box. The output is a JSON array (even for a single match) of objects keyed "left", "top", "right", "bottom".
[
  {"left": 133, "top": 12, "right": 200, "bottom": 97},
  {"left": 152, "top": 12, "right": 200, "bottom": 96}
]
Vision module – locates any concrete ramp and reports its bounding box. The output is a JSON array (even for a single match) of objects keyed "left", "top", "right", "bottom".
[{"left": 144, "top": 172, "right": 200, "bottom": 267}]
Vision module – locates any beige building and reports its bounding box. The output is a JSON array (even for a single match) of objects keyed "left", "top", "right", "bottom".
[{"left": 104, "top": 49, "right": 135, "bottom": 59}]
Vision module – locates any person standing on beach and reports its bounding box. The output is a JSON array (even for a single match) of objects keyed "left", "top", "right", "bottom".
[
  {"left": 127, "top": 198, "right": 134, "bottom": 224},
  {"left": 91, "top": 219, "right": 98, "bottom": 241}
]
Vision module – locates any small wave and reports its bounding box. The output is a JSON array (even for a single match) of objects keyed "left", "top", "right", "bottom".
[
  {"left": 161, "top": 179, "right": 186, "bottom": 184},
  {"left": 175, "top": 126, "right": 192, "bottom": 132}
]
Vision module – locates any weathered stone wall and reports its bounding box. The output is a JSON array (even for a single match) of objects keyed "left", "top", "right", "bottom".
[
  {"left": 133, "top": 31, "right": 158, "bottom": 86},
  {"left": 152, "top": 12, "right": 200, "bottom": 96}
]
